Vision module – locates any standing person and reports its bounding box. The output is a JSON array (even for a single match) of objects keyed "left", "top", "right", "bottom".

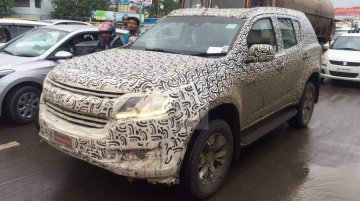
[
  {"left": 122, "top": 14, "right": 129, "bottom": 29},
  {"left": 96, "top": 21, "right": 123, "bottom": 51},
  {"left": 123, "top": 17, "right": 141, "bottom": 45}
]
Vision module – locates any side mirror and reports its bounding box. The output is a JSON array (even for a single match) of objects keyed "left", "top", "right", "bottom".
[
  {"left": 54, "top": 51, "right": 73, "bottom": 60},
  {"left": 246, "top": 44, "right": 275, "bottom": 63}
]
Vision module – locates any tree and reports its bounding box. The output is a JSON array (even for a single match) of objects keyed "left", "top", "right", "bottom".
[
  {"left": 51, "top": 0, "right": 111, "bottom": 20},
  {"left": 0, "top": 0, "right": 14, "bottom": 18},
  {"left": 145, "top": 0, "right": 179, "bottom": 18}
]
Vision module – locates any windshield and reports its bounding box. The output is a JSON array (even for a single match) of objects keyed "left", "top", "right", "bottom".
[
  {"left": 130, "top": 16, "right": 244, "bottom": 56},
  {"left": 332, "top": 36, "right": 360, "bottom": 51},
  {"left": 1, "top": 28, "right": 68, "bottom": 57}
]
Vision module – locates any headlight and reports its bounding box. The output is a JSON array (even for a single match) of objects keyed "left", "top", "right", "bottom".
[
  {"left": 0, "top": 69, "right": 15, "bottom": 79},
  {"left": 321, "top": 60, "right": 328, "bottom": 66},
  {"left": 115, "top": 94, "right": 173, "bottom": 119}
]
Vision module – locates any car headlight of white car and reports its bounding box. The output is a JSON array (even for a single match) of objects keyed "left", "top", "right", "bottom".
[
  {"left": 0, "top": 69, "right": 15, "bottom": 79},
  {"left": 321, "top": 52, "right": 328, "bottom": 67},
  {"left": 115, "top": 94, "right": 173, "bottom": 119}
]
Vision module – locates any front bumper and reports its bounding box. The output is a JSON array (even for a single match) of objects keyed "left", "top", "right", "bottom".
[
  {"left": 321, "top": 63, "right": 360, "bottom": 82},
  {"left": 39, "top": 104, "right": 184, "bottom": 184}
]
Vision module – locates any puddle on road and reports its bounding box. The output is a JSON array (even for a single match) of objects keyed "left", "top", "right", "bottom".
[{"left": 293, "top": 164, "right": 360, "bottom": 201}]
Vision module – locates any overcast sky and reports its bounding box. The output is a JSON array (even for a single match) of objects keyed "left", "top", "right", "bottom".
[{"left": 331, "top": 0, "right": 360, "bottom": 8}]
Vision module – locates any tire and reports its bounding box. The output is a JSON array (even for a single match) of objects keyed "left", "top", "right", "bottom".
[
  {"left": 4, "top": 86, "right": 41, "bottom": 124},
  {"left": 320, "top": 77, "right": 324, "bottom": 84},
  {"left": 288, "top": 82, "right": 316, "bottom": 128},
  {"left": 181, "top": 119, "right": 233, "bottom": 199}
]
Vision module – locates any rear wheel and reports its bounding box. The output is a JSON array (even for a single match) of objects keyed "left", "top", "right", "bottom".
[
  {"left": 4, "top": 86, "right": 41, "bottom": 124},
  {"left": 288, "top": 82, "right": 316, "bottom": 128},
  {"left": 181, "top": 120, "right": 233, "bottom": 199}
]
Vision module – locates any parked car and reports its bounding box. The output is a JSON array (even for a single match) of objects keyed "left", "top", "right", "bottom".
[
  {"left": 38, "top": 8, "right": 321, "bottom": 199},
  {"left": 0, "top": 19, "right": 49, "bottom": 47},
  {"left": 0, "top": 25, "right": 126, "bottom": 124},
  {"left": 41, "top": 19, "right": 92, "bottom": 26},
  {"left": 321, "top": 33, "right": 360, "bottom": 82}
]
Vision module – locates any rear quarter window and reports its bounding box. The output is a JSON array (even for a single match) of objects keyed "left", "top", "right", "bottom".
[
  {"left": 292, "top": 20, "right": 303, "bottom": 42},
  {"left": 277, "top": 18, "right": 297, "bottom": 49}
]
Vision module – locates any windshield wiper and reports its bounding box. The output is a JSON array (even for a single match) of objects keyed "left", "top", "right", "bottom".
[
  {"left": 189, "top": 52, "right": 227, "bottom": 57},
  {"left": 15, "top": 54, "right": 36, "bottom": 57},
  {"left": 145, "top": 48, "right": 179, "bottom": 54},
  {"left": 1, "top": 50, "right": 14, "bottom": 55}
]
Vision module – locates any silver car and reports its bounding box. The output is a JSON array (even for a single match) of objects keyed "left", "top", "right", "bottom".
[{"left": 0, "top": 25, "right": 124, "bottom": 124}]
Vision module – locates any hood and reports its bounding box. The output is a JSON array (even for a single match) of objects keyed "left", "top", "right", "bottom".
[
  {"left": 48, "top": 49, "right": 212, "bottom": 94},
  {"left": 327, "top": 49, "right": 360, "bottom": 63},
  {"left": 0, "top": 52, "right": 39, "bottom": 69}
]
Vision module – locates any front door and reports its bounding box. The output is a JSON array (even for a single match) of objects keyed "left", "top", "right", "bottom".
[{"left": 241, "top": 17, "right": 287, "bottom": 127}]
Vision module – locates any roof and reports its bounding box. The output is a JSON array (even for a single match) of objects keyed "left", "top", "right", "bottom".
[
  {"left": 168, "top": 7, "right": 306, "bottom": 19},
  {"left": 41, "top": 19, "right": 91, "bottom": 25},
  {"left": 0, "top": 19, "right": 48, "bottom": 26},
  {"left": 39, "top": 25, "right": 96, "bottom": 32}
]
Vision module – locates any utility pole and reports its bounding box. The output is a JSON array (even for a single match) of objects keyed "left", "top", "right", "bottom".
[{"left": 157, "top": 0, "right": 160, "bottom": 18}]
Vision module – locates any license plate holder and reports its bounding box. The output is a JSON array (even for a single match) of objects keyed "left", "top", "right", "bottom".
[{"left": 53, "top": 131, "right": 74, "bottom": 149}]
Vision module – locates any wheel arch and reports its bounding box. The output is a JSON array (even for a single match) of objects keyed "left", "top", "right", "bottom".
[
  {"left": 0, "top": 81, "right": 42, "bottom": 116},
  {"left": 307, "top": 72, "right": 320, "bottom": 103}
]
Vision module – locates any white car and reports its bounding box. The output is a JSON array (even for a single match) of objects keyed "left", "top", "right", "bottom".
[
  {"left": 321, "top": 33, "right": 360, "bottom": 82},
  {"left": 0, "top": 19, "right": 49, "bottom": 47},
  {"left": 41, "top": 19, "right": 92, "bottom": 26}
]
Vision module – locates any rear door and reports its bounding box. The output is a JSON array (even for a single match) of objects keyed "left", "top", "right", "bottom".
[{"left": 273, "top": 17, "right": 304, "bottom": 106}]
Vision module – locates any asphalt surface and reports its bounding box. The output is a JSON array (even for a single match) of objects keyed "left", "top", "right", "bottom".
[{"left": 0, "top": 80, "right": 360, "bottom": 201}]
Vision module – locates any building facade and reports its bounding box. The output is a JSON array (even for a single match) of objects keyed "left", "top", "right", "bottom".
[{"left": 12, "top": 0, "right": 53, "bottom": 19}]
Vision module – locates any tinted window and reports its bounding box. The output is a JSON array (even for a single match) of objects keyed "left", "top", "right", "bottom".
[
  {"left": 7, "top": 25, "right": 35, "bottom": 39},
  {"left": 57, "top": 33, "right": 99, "bottom": 56},
  {"left": 247, "top": 18, "right": 276, "bottom": 49},
  {"left": 35, "top": 0, "right": 41, "bottom": 8},
  {"left": 278, "top": 18, "right": 297, "bottom": 49},
  {"left": 14, "top": 0, "right": 30, "bottom": 7},
  {"left": 0, "top": 27, "right": 11, "bottom": 43}
]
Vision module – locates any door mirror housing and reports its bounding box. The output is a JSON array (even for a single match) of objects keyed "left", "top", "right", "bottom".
[
  {"left": 246, "top": 44, "right": 275, "bottom": 63},
  {"left": 53, "top": 51, "right": 73, "bottom": 60}
]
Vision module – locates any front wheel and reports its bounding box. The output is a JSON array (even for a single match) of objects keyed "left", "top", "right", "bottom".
[
  {"left": 181, "top": 119, "right": 233, "bottom": 199},
  {"left": 4, "top": 86, "right": 41, "bottom": 124},
  {"left": 288, "top": 82, "right": 316, "bottom": 128}
]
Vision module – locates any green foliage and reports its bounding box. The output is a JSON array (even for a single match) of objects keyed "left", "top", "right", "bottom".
[
  {"left": 0, "top": 0, "right": 14, "bottom": 17},
  {"left": 145, "top": 0, "right": 179, "bottom": 18},
  {"left": 51, "top": 0, "right": 111, "bottom": 20}
]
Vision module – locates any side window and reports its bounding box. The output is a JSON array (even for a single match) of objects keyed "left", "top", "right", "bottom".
[
  {"left": 18, "top": 26, "right": 34, "bottom": 34},
  {"left": 0, "top": 27, "right": 11, "bottom": 43},
  {"left": 292, "top": 20, "right": 302, "bottom": 42},
  {"left": 8, "top": 25, "right": 19, "bottom": 38},
  {"left": 246, "top": 18, "right": 277, "bottom": 50},
  {"left": 278, "top": 18, "right": 297, "bottom": 49},
  {"left": 57, "top": 33, "right": 98, "bottom": 56}
]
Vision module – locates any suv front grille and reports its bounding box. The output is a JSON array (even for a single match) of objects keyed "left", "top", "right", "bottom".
[
  {"left": 329, "top": 60, "right": 360, "bottom": 67},
  {"left": 48, "top": 79, "right": 123, "bottom": 99},
  {"left": 46, "top": 102, "right": 108, "bottom": 128},
  {"left": 329, "top": 71, "right": 359, "bottom": 78}
]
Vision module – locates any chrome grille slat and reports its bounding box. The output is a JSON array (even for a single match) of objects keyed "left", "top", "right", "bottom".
[
  {"left": 47, "top": 79, "right": 123, "bottom": 99},
  {"left": 47, "top": 106, "right": 105, "bottom": 128},
  {"left": 329, "top": 60, "right": 360, "bottom": 67}
]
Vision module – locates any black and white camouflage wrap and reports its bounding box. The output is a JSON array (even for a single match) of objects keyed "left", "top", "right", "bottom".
[{"left": 39, "top": 7, "right": 321, "bottom": 184}]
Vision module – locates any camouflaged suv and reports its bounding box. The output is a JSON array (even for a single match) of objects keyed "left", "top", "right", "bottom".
[{"left": 39, "top": 8, "right": 321, "bottom": 199}]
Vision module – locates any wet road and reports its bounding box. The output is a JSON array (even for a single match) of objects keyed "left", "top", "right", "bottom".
[{"left": 1, "top": 80, "right": 360, "bottom": 201}]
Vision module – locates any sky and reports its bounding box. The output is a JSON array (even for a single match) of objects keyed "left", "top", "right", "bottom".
[{"left": 331, "top": 0, "right": 360, "bottom": 8}]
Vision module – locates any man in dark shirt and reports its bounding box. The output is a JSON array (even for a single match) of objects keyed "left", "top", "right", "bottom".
[{"left": 96, "top": 21, "right": 123, "bottom": 51}]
